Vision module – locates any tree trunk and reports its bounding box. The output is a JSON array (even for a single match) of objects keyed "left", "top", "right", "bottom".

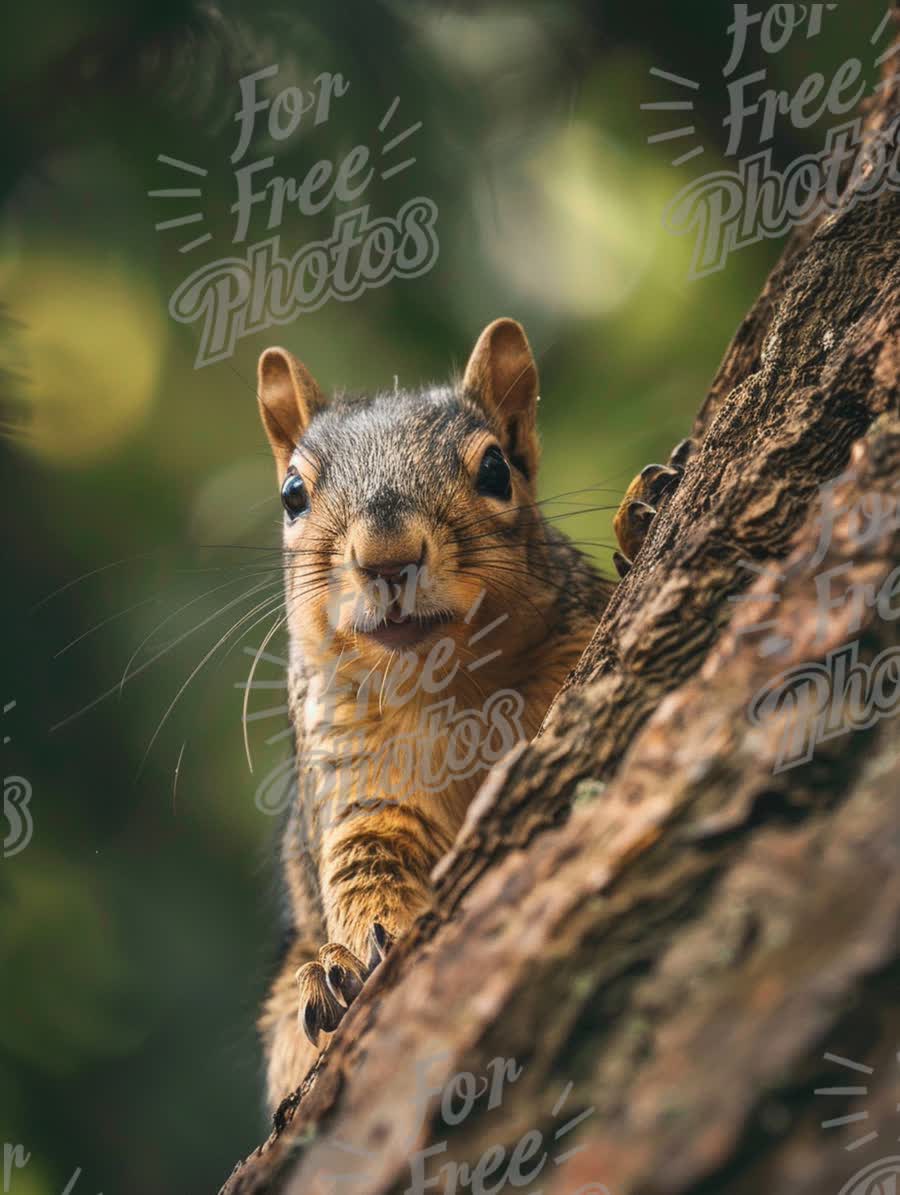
[{"left": 220, "top": 13, "right": 900, "bottom": 1194}]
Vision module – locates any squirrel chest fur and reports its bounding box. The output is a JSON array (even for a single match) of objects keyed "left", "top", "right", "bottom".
[{"left": 255, "top": 318, "right": 615, "bottom": 1109}]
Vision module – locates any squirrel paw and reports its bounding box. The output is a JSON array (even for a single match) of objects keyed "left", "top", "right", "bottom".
[
  {"left": 296, "top": 928, "right": 394, "bottom": 1047},
  {"left": 613, "top": 438, "right": 694, "bottom": 576}
]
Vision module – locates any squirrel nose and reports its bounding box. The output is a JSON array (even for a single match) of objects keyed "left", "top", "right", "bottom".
[{"left": 351, "top": 541, "right": 427, "bottom": 584}]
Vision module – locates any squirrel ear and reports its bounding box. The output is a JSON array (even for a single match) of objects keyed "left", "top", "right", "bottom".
[
  {"left": 257, "top": 347, "right": 325, "bottom": 478},
  {"left": 462, "top": 318, "right": 540, "bottom": 481}
]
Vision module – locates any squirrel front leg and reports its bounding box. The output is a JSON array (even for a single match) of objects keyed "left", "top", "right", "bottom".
[
  {"left": 286, "top": 803, "right": 453, "bottom": 1049},
  {"left": 319, "top": 804, "right": 450, "bottom": 958}
]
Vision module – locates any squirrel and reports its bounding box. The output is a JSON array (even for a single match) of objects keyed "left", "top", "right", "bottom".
[{"left": 253, "top": 317, "right": 683, "bottom": 1110}]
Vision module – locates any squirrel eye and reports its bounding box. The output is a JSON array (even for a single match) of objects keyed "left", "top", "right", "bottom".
[
  {"left": 476, "top": 445, "right": 512, "bottom": 500},
  {"left": 281, "top": 473, "right": 309, "bottom": 520}
]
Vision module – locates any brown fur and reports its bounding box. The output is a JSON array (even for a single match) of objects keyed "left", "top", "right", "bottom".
[{"left": 255, "top": 319, "right": 619, "bottom": 1110}]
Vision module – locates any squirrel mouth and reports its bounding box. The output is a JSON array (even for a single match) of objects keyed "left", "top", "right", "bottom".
[{"left": 359, "top": 608, "right": 452, "bottom": 650}]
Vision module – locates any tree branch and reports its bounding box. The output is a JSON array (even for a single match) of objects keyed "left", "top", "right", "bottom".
[{"left": 220, "top": 12, "right": 900, "bottom": 1192}]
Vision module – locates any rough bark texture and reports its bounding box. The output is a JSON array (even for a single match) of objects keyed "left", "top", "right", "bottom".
[{"left": 220, "top": 16, "right": 900, "bottom": 1195}]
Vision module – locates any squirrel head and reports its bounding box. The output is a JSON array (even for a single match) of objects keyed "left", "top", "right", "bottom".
[{"left": 256, "top": 318, "right": 550, "bottom": 678}]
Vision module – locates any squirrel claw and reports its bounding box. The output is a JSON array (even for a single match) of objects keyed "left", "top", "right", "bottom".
[
  {"left": 614, "top": 453, "right": 686, "bottom": 565},
  {"left": 669, "top": 437, "right": 695, "bottom": 471},
  {"left": 320, "top": 943, "right": 368, "bottom": 1007},
  {"left": 296, "top": 961, "right": 344, "bottom": 1047},
  {"left": 613, "top": 551, "right": 632, "bottom": 579},
  {"left": 616, "top": 500, "right": 656, "bottom": 561},
  {"left": 368, "top": 922, "right": 395, "bottom": 970},
  {"left": 639, "top": 463, "right": 682, "bottom": 503}
]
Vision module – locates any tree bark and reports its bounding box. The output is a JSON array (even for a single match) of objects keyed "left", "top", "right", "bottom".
[{"left": 220, "top": 13, "right": 900, "bottom": 1194}]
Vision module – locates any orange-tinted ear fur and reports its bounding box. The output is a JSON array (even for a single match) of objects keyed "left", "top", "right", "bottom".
[
  {"left": 462, "top": 318, "right": 540, "bottom": 482},
  {"left": 257, "top": 347, "right": 325, "bottom": 480}
]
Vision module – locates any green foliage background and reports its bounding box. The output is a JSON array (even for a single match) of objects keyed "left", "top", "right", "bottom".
[{"left": 0, "top": 1, "right": 887, "bottom": 1190}]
